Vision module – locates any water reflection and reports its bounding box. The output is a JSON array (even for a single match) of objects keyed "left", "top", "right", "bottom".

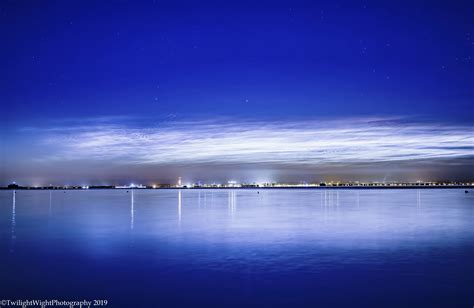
[
  {"left": 178, "top": 190, "right": 182, "bottom": 224},
  {"left": 131, "top": 189, "right": 135, "bottom": 230},
  {"left": 228, "top": 190, "right": 236, "bottom": 218},
  {"left": 0, "top": 189, "right": 472, "bottom": 307},
  {"left": 10, "top": 191, "right": 16, "bottom": 253},
  {"left": 357, "top": 190, "right": 360, "bottom": 208},
  {"left": 323, "top": 190, "right": 339, "bottom": 208},
  {"left": 417, "top": 190, "right": 422, "bottom": 208},
  {"left": 49, "top": 191, "right": 52, "bottom": 217},
  {"left": 198, "top": 191, "right": 201, "bottom": 209},
  {"left": 323, "top": 190, "right": 328, "bottom": 221}
]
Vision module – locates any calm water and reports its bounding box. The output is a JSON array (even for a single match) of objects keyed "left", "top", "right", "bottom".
[{"left": 0, "top": 189, "right": 472, "bottom": 307}]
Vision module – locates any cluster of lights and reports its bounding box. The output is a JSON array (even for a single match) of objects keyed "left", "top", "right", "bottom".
[{"left": 4, "top": 180, "right": 474, "bottom": 190}]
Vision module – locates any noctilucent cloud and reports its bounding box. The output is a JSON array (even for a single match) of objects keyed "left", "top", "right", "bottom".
[{"left": 1, "top": 1, "right": 473, "bottom": 185}]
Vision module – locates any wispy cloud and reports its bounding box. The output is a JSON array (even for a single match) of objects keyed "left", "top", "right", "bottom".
[{"left": 34, "top": 117, "right": 473, "bottom": 166}]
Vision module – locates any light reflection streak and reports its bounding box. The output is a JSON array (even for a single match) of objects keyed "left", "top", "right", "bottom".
[
  {"left": 178, "top": 189, "right": 182, "bottom": 224},
  {"left": 320, "top": 190, "right": 323, "bottom": 208},
  {"left": 324, "top": 190, "right": 328, "bottom": 221},
  {"left": 228, "top": 190, "right": 236, "bottom": 218},
  {"left": 131, "top": 189, "right": 134, "bottom": 230},
  {"left": 417, "top": 190, "right": 422, "bottom": 209},
  {"left": 357, "top": 190, "right": 360, "bottom": 209},
  {"left": 10, "top": 191, "right": 16, "bottom": 253},
  {"left": 49, "top": 191, "right": 52, "bottom": 216},
  {"left": 198, "top": 191, "right": 201, "bottom": 209}
]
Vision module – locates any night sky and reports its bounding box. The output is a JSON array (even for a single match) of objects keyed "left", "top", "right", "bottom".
[{"left": 1, "top": 1, "right": 473, "bottom": 185}]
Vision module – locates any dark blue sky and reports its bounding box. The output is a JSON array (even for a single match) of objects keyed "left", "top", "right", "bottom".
[{"left": 1, "top": 1, "right": 473, "bottom": 185}]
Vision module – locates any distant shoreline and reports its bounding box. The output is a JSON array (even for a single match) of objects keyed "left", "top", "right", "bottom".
[{"left": 1, "top": 185, "right": 472, "bottom": 190}]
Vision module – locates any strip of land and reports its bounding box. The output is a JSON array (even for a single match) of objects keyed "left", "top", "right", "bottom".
[{"left": 2, "top": 182, "right": 473, "bottom": 190}]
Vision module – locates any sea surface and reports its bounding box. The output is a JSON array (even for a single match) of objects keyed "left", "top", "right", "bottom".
[{"left": 0, "top": 189, "right": 472, "bottom": 307}]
